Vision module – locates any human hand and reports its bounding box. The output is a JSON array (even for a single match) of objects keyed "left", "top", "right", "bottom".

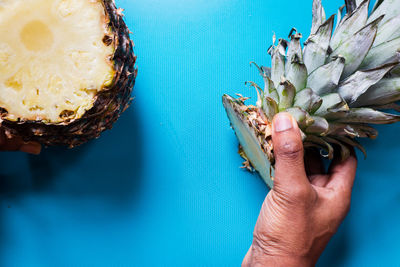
[
  {"left": 242, "top": 113, "right": 357, "bottom": 267},
  {"left": 0, "top": 129, "right": 41, "bottom": 155}
]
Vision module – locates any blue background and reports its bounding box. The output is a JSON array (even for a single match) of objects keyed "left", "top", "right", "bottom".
[{"left": 1, "top": 0, "right": 399, "bottom": 266}]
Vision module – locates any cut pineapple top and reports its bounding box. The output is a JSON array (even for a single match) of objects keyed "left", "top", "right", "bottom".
[
  {"left": 0, "top": 0, "right": 115, "bottom": 123},
  {"left": 222, "top": 0, "right": 400, "bottom": 187}
]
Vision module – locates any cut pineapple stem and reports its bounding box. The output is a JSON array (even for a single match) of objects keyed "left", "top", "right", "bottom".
[
  {"left": 223, "top": 95, "right": 274, "bottom": 187},
  {"left": 0, "top": 0, "right": 115, "bottom": 123}
]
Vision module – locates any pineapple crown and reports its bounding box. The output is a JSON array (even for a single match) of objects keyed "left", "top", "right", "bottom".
[{"left": 225, "top": 0, "right": 400, "bottom": 163}]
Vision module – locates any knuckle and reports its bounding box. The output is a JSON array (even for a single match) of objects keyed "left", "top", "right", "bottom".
[
  {"left": 275, "top": 140, "right": 303, "bottom": 161},
  {"left": 274, "top": 181, "right": 315, "bottom": 204},
  {"left": 286, "top": 184, "right": 313, "bottom": 201}
]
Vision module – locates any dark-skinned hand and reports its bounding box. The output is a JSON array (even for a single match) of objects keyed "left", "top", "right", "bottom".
[
  {"left": 243, "top": 112, "right": 357, "bottom": 267},
  {"left": 0, "top": 129, "right": 41, "bottom": 154}
]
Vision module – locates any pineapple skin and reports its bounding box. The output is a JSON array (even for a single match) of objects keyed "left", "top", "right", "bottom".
[{"left": 0, "top": 0, "right": 137, "bottom": 148}]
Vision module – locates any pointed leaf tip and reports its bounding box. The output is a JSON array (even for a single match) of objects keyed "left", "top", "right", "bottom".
[
  {"left": 331, "top": 0, "right": 369, "bottom": 50},
  {"left": 345, "top": 0, "right": 357, "bottom": 14},
  {"left": 311, "top": 0, "right": 327, "bottom": 35},
  {"left": 304, "top": 15, "right": 334, "bottom": 74},
  {"left": 338, "top": 62, "right": 398, "bottom": 104},
  {"left": 277, "top": 79, "right": 296, "bottom": 110},
  {"left": 369, "top": 0, "right": 400, "bottom": 26},
  {"left": 330, "top": 16, "right": 380, "bottom": 78}
]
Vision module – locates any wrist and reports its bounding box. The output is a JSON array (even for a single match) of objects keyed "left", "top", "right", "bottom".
[{"left": 243, "top": 245, "right": 314, "bottom": 267}]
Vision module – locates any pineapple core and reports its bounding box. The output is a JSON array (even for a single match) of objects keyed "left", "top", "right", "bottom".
[{"left": 0, "top": 0, "right": 115, "bottom": 123}]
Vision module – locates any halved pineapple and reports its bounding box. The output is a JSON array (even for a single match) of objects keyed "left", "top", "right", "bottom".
[{"left": 0, "top": 0, "right": 136, "bottom": 147}]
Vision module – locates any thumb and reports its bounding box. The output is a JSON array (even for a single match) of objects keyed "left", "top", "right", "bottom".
[{"left": 272, "top": 113, "right": 308, "bottom": 190}]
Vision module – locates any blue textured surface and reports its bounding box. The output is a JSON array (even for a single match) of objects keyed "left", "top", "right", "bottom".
[{"left": 1, "top": 0, "right": 400, "bottom": 266}]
